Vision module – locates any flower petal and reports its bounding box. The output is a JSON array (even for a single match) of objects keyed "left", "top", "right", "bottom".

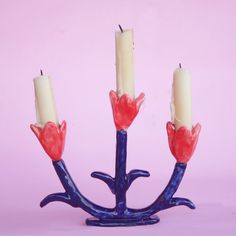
[
  {"left": 109, "top": 91, "right": 145, "bottom": 130},
  {"left": 30, "top": 124, "right": 41, "bottom": 138},
  {"left": 166, "top": 122, "right": 175, "bottom": 137},
  {"left": 31, "top": 121, "right": 66, "bottom": 161},
  {"left": 135, "top": 93, "right": 145, "bottom": 109},
  {"left": 192, "top": 123, "right": 201, "bottom": 137},
  {"left": 109, "top": 90, "right": 118, "bottom": 106},
  {"left": 166, "top": 122, "right": 201, "bottom": 163}
]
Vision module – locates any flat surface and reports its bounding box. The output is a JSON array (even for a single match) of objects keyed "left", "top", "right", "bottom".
[
  {"left": 1, "top": 203, "right": 235, "bottom": 235},
  {"left": 0, "top": 177, "right": 235, "bottom": 235}
]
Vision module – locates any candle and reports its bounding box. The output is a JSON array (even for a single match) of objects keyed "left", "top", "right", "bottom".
[
  {"left": 171, "top": 64, "right": 192, "bottom": 130},
  {"left": 115, "top": 25, "right": 135, "bottom": 98},
  {"left": 33, "top": 70, "right": 59, "bottom": 127}
]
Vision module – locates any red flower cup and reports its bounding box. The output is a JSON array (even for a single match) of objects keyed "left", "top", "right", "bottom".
[
  {"left": 110, "top": 90, "right": 145, "bottom": 130},
  {"left": 166, "top": 122, "right": 201, "bottom": 163},
  {"left": 30, "top": 121, "right": 66, "bottom": 161}
]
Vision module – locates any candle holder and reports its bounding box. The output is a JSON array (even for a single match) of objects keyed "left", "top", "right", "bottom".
[{"left": 30, "top": 90, "right": 201, "bottom": 227}]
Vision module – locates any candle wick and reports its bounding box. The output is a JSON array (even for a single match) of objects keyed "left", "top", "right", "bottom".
[
  {"left": 40, "top": 70, "right": 43, "bottom": 76},
  {"left": 118, "top": 24, "right": 124, "bottom": 33},
  {"left": 179, "top": 63, "right": 182, "bottom": 68}
]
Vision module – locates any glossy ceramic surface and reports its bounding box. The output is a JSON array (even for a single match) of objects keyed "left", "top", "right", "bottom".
[
  {"left": 30, "top": 121, "right": 66, "bottom": 161},
  {"left": 30, "top": 93, "right": 200, "bottom": 227},
  {"left": 166, "top": 122, "right": 201, "bottom": 163},
  {"left": 109, "top": 90, "right": 145, "bottom": 130},
  {"left": 36, "top": 130, "right": 195, "bottom": 226}
]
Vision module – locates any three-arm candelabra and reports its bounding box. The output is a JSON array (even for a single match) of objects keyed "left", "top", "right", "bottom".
[{"left": 30, "top": 90, "right": 201, "bottom": 227}]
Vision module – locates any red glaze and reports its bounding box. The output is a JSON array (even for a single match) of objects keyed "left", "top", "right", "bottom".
[
  {"left": 110, "top": 90, "right": 145, "bottom": 130},
  {"left": 30, "top": 121, "right": 66, "bottom": 161},
  {"left": 166, "top": 122, "right": 201, "bottom": 163}
]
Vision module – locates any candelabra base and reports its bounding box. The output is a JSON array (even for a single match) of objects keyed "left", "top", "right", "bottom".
[{"left": 86, "top": 215, "right": 160, "bottom": 227}]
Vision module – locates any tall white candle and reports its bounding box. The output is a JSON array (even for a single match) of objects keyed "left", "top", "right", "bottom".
[
  {"left": 33, "top": 72, "right": 59, "bottom": 127},
  {"left": 115, "top": 26, "right": 135, "bottom": 98},
  {"left": 171, "top": 64, "right": 192, "bottom": 130}
]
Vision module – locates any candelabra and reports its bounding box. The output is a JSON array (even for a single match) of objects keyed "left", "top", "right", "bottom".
[{"left": 30, "top": 90, "right": 201, "bottom": 227}]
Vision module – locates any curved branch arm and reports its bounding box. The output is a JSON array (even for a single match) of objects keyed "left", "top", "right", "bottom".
[
  {"left": 40, "top": 160, "right": 117, "bottom": 219},
  {"left": 126, "top": 169, "right": 150, "bottom": 190},
  {"left": 38, "top": 129, "right": 195, "bottom": 222},
  {"left": 91, "top": 171, "right": 115, "bottom": 194},
  {"left": 127, "top": 163, "right": 195, "bottom": 218}
]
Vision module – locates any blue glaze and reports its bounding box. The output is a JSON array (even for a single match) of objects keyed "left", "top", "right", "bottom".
[
  {"left": 40, "top": 160, "right": 115, "bottom": 218},
  {"left": 91, "top": 172, "right": 115, "bottom": 193},
  {"left": 86, "top": 215, "right": 160, "bottom": 227},
  {"left": 40, "top": 130, "right": 195, "bottom": 226}
]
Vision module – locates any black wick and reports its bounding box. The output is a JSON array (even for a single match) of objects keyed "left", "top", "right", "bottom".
[
  {"left": 40, "top": 69, "right": 43, "bottom": 76},
  {"left": 179, "top": 63, "right": 182, "bottom": 68},
  {"left": 118, "top": 25, "right": 123, "bottom": 33}
]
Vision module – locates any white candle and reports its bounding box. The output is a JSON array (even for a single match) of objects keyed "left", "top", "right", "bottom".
[
  {"left": 171, "top": 64, "right": 192, "bottom": 130},
  {"left": 115, "top": 26, "right": 135, "bottom": 98},
  {"left": 33, "top": 71, "right": 59, "bottom": 127}
]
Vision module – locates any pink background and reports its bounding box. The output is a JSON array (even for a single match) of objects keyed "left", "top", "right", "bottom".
[{"left": 0, "top": 0, "right": 236, "bottom": 235}]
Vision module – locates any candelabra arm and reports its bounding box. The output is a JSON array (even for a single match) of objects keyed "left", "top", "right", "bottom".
[
  {"left": 126, "top": 169, "right": 150, "bottom": 190},
  {"left": 155, "top": 163, "right": 195, "bottom": 210},
  {"left": 40, "top": 160, "right": 118, "bottom": 219},
  {"left": 91, "top": 172, "right": 115, "bottom": 194},
  {"left": 127, "top": 162, "right": 195, "bottom": 218}
]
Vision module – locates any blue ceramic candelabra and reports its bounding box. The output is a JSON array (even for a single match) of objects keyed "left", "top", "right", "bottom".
[{"left": 30, "top": 90, "right": 201, "bottom": 227}]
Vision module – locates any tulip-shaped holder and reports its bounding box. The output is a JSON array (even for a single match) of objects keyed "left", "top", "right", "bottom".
[{"left": 30, "top": 91, "right": 201, "bottom": 227}]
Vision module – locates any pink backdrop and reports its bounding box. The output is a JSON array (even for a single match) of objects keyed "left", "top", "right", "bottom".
[{"left": 0, "top": 0, "right": 235, "bottom": 235}]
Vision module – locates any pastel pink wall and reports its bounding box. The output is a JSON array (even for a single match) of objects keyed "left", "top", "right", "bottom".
[{"left": 0, "top": 0, "right": 235, "bottom": 235}]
